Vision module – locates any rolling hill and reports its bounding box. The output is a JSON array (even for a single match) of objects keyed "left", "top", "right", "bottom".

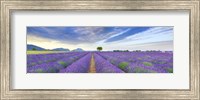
[{"left": 27, "top": 44, "right": 45, "bottom": 50}]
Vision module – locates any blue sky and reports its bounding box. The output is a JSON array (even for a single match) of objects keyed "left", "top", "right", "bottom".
[{"left": 27, "top": 26, "right": 173, "bottom": 51}]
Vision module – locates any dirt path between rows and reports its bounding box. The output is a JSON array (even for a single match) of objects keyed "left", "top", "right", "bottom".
[{"left": 89, "top": 53, "right": 96, "bottom": 73}]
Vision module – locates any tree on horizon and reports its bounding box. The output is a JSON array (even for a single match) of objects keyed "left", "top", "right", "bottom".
[{"left": 97, "top": 47, "right": 103, "bottom": 51}]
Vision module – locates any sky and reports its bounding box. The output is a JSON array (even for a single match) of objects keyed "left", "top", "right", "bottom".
[{"left": 27, "top": 26, "right": 173, "bottom": 51}]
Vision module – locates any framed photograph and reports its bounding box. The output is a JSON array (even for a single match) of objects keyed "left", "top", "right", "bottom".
[
  {"left": 26, "top": 26, "right": 173, "bottom": 73},
  {"left": 0, "top": 0, "right": 199, "bottom": 99}
]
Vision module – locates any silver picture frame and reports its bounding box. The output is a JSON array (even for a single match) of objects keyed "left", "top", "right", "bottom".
[{"left": 0, "top": 0, "right": 199, "bottom": 99}]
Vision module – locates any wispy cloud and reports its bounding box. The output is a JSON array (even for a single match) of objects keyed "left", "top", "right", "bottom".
[
  {"left": 113, "top": 27, "right": 173, "bottom": 45},
  {"left": 27, "top": 26, "right": 173, "bottom": 51},
  {"left": 27, "top": 27, "right": 131, "bottom": 44},
  {"left": 105, "top": 27, "right": 151, "bottom": 42}
]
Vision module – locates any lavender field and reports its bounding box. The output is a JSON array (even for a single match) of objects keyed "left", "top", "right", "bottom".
[
  {"left": 27, "top": 26, "right": 173, "bottom": 73},
  {"left": 27, "top": 51, "right": 173, "bottom": 73}
]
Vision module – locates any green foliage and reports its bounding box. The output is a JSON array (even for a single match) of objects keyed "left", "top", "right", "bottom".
[
  {"left": 133, "top": 67, "right": 156, "bottom": 73},
  {"left": 124, "top": 50, "right": 129, "bottom": 52},
  {"left": 27, "top": 50, "right": 65, "bottom": 55},
  {"left": 97, "top": 47, "right": 103, "bottom": 51},
  {"left": 58, "top": 61, "right": 67, "bottom": 67},
  {"left": 35, "top": 69, "right": 45, "bottom": 73},
  {"left": 118, "top": 62, "right": 129, "bottom": 70},
  {"left": 113, "top": 50, "right": 129, "bottom": 52},
  {"left": 48, "top": 68, "right": 58, "bottom": 73},
  {"left": 166, "top": 68, "right": 173, "bottom": 73},
  {"left": 29, "top": 62, "right": 36, "bottom": 66},
  {"left": 32, "top": 48, "right": 36, "bottom": 50},
  {"left": 143, "top": 62, "right": 153, "bottom": 66},
  {"left": 133, "top": 67, "right": 149, "bottom": 73}
]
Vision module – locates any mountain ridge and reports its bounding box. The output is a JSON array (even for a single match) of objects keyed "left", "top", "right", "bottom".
[
  {"left": 27, "top": 44, "right": 84, "bottom": 51},
  {"left": 27, "top": 44, "right": 45, "bottom": 50}
]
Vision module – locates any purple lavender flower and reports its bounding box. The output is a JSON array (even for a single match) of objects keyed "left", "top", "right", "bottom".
[
  {"left": 94, "top": 53, "right": 124, "bottom": 73},
  {"left": 59, "top": 53, "right": 92, "bottom": 73},
  {"left": 97, "top": 51, "right": 173, "bottom": 73},
  {"left": 27, "top": 52, "right": 88, "bottom": 73}
]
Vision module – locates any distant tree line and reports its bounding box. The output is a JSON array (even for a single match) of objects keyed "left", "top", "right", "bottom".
[
  {"left": 31, "top": 48, "right": 50, "bottom": 51},
  {"left": 113, "top": 50, "right": 129, "bottom": 52},
  {"left": 113, "top": 50, "right": 168, "bottom": 52}
]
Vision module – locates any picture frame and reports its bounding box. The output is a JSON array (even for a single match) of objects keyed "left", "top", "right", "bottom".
[{"left": 0, "top": 0, "right": 199, "bottom": 99}]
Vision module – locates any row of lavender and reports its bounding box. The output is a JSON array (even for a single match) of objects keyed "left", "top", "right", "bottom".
[
  {"left": 96, "top": 52, "right": 173, "bottom": 73},
  {"left": 59, "top": 53, "right": 124, "bottom": 73},
  {"left": 27, "top": 52, "right": 88, "bottom": 73},
  {"left": 27, "top": 51, "right": 173, "bottom": 73},
  {"left": 27, "top": 52, "right": 124, "bottom": 73},
  {"left": 93, "top": 53, "right": 124, "bottom": 73},
  {"left": 60, "top": 53, "right": 92, "bottom": 73}
]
